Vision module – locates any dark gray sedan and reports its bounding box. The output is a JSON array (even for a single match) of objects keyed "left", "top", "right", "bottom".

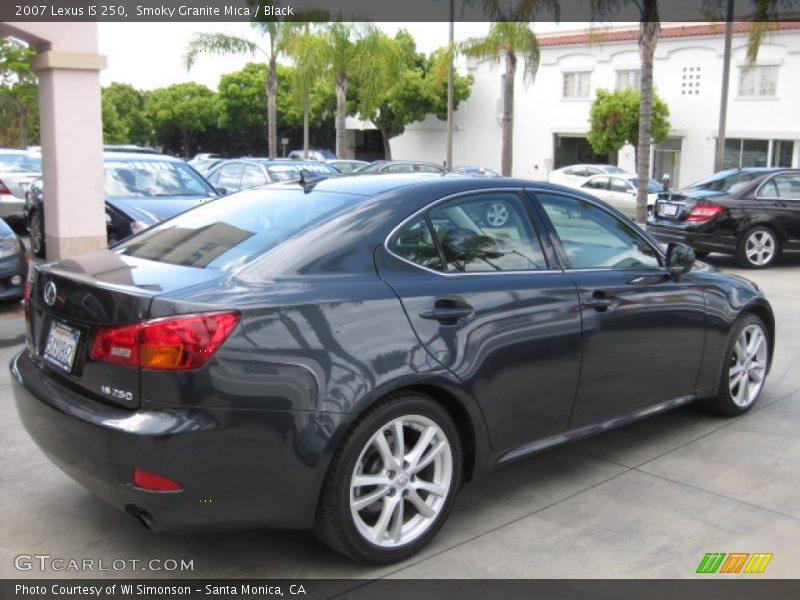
[{"left": 12, "top": 174, "right": 773, "bottom": 564}]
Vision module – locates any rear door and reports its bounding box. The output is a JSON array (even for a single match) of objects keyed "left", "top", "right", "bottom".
[
  {"left": 377, "top": 190, "right": 582, "bottom": 453},
  {"left": 531, "top": 190, "right": 706, "bottom": 426}
]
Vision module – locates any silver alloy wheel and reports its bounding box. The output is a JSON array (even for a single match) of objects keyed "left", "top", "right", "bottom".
[
  {"left": 350, "top": 414, "right": 453, "bottom": 548},
  {"left": 485, "top": 203, "right": 509, "bottom": 227},
  {"left": 744, "top": 230, "right": 776, "bottom": 266},
  {"left": 728, "top": 323, "right": 768, "bottom": 407}
]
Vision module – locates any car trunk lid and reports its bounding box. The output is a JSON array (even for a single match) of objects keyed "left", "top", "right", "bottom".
[{"left": 27, "top": 250, "right": 225, "bottom": 409}]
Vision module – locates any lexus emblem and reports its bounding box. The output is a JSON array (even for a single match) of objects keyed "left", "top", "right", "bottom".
[{"left": 43, "top": 281, "right": 57, "bottom": 306}]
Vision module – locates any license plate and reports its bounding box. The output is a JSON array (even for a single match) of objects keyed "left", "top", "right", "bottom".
[
  {"left": 658, "top": 202, "right": 679, "bottom": 217},
  {"left": 43, "top": 321, "right": 81, "bottom": 372}
]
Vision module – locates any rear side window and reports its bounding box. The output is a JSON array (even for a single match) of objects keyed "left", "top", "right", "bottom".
[
  {"left": 583, "top": 176, "right": 609, "bottom": 191},
  {"left": 758, "top": 173, "right": 800, "bottom": 199},
  {"left": 117, "top": 189, "right": 360, "bottom": 271},
  {"left": 391, "top": 217, "right": 444, "bottom": 272},
  {"left": 390, "top": 192, "right": 548, "bottom": 273}
]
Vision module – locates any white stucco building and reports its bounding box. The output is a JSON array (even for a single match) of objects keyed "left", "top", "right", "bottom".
[{"left": 388, "top": 22, "right": 800, "bottom": 188}]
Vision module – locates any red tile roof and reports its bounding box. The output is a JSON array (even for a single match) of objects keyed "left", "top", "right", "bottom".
[{"left": 537, "top": 21, "right": 800, "bottom": 47}]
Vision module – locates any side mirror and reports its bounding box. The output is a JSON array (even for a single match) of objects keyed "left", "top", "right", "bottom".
[
  {"left": 665, "top": 242, "right": 695, "bottom": 276},
  {"left": 215, "top": 186, "right": 229, "bottom": 196}
]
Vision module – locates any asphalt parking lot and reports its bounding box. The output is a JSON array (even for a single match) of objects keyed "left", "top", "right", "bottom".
[{"left": 1, "top": 252, "right": 798, "bottom": 580}]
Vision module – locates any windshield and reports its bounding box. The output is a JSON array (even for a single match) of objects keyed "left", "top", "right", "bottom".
[
  {"left": 631, "top": 178, "right": 664, "bottom": 194},
  {"left": 116, "top": 188, "right": 360, "bottom": 271},
  {"left": 686, "top": 170, "right": 763, "bottom": 193},
  {"left": 0, "top": 153, "right": 42, "bottom": 173},
  {"left": 104, "top": 159, "right": 215, "bottom": 198}
]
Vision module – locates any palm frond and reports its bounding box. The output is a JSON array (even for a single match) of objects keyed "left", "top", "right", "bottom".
[{"left": 183, "top": 33, "right": 261, "bottom": 71}]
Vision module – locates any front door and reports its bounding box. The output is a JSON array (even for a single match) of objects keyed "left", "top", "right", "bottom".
[
  {"left": 377, "top": 190, "right": 582, "bottom": 453},
  {"left": 531, "top": 190, "right": 707, "bottom": 427}
]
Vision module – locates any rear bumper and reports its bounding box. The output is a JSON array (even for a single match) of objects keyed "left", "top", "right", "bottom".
[
  {"left": 10, "top": 349, "right": 347, "bottom": 532},
  {"left": 0, "top": 194, "right": 24, "bottom": 219},
  {"left": 646, "top": 223, "right": 738, "bottom": 254}
]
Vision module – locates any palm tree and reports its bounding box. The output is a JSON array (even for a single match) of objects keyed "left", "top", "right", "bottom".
[
  {"left": 184, "top": 23, "right": 289, "bottom": 158},
  {"left": 283, "top": 23, "right": 328, "bottom": 158},
  {"left": 461, "top": 22, "right": 540, "bottom": 177},
  {"left": 320, "top": 23, "right": 398, "bottom": 159}
]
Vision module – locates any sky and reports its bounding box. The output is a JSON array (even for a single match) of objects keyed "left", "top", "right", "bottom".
[{"left": 97, "top": 22, "right": 577, "bottom": 90}]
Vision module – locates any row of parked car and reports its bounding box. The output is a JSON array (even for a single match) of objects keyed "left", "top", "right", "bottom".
[
  {"left": 548, "top": 162, "right": 800, "bottom": 268},
  {"left": 1, "top": 145, "right": 798, "bottom": 300}
]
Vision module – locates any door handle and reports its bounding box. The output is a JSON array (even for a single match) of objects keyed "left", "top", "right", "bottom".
[
  {"left": 419, "top": 300, "right": 474, "bottom": 324},
  {"left": 582, "top": 293, "right": 617, "bottom": 312}
]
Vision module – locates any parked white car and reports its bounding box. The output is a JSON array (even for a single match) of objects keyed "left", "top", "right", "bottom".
[
  {"left": 578, "top": 173, "right": 664, "bottom": 218},
  {"left": 549, "top": 163, "right": 628, "bottom": 186},
  {"left": 0, "top": 149, "right": 42, "bottom": 222}
]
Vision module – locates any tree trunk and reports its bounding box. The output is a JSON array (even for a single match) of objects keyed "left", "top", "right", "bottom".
[
  {"left": 636, "top": 7, "right": 660, "bottom": 225},
  {"left": 381, "top": 126, "right": 392, "bottom": 160},
  {"left": 335, "top": 71, "right": 348, "bottom": 159},
  {"left": 303, "top": 82, "right": 310, "bottom": 159},
  {"left": 267, "top": 60, "right": 278, "bottom": 158},
  {"left": 501, "top": 51, "right": 517, "bottom": 177}
]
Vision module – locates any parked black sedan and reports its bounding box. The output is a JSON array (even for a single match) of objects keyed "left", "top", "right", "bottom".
[
  {"left": 24, "top": 152, "right": 219, "bottom": 258},
  {"left": 0, "top": 216, "right": 27, "bottom": 300},
  {"left": 12, "top": 175, "right": 773, "bottom": 564},
  {"left": 647, "top": 169, "right": 800, "bottom": 268}
]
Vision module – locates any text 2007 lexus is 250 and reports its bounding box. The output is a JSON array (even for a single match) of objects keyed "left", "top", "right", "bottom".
[{"left": 11, "top": 174, "right": 773, "bottom": 564}]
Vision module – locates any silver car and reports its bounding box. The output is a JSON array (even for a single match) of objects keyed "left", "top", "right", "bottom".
[{"left": 0, "top": 149, "right": 42, "bottom": 221}]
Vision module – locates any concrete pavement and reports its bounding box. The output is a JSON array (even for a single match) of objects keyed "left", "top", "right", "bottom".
[{"left": 1, "top": 253, "right": 798, "bottom": 580}]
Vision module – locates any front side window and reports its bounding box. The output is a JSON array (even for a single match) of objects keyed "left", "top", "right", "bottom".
[
  {"left": 215, "top": 163, "right": 245, "bottom": 191},
  {"left": 240, "top": 165, "right": 268, "bottom": 189},
  {"left": 563, "top": 72, "right": 591, "bottom": 98},
  {"left": 738, "top": 65, "right": 778, "bottom": 97},
  {"left": 537, "top": 193, "right": 660, "bottom": 269}
]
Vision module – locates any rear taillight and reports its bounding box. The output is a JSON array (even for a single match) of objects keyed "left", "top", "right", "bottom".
[
  {"left": 90, "top": 311, "right": 240, "bottom": 370},
  {"left": 23, "top": 281, "right": 32, "bottom": 321},
  {"left": 687, "top": 203, "right": 723, "bottom": 222},
  {"left": 0, "top": 179, "right": 10, "bottom": 195}
]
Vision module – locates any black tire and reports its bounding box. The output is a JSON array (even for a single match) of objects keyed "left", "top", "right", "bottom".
[
  {"left": 28, "top": 211, "right": 45, "bottom": 258},
  {"left": 736, "top": 226, "right": 780, "bottom": 269},
  {"left": 703, "top": 314, "right": 769, "bottom": 417},
  {"left": 314, "top": 392, "right": 462, "bottom": 564}
]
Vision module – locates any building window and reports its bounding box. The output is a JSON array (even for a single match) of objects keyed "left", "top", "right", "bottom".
[
  {"left": 738, "top": 65, "right": 778, "bottom": 97},
  {"left": 562, "top": 71, "right": 591, "bottom": 98},
  {"left": 615, "top": 69, "right": 640, "bottom": 90},
  {"left": 720, "top": 138, "right": 793, "bottom": 169},
  {"left": 681, "top": 66, "right": 702, "bottom": 95}
]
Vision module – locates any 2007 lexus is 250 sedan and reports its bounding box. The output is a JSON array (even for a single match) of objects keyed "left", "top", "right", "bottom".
[{"left": 12, "top": 174, "right": 773, "bottom": 563}]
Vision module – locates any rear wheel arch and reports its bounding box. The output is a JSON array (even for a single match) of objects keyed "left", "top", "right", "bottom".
[{"left": 744, "top": 303, "right": 775, "bottom": 368}]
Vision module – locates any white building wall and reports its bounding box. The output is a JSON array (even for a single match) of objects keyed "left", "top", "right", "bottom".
[{"left": 390, "top": 26, "right": 800, "bottom": 187}]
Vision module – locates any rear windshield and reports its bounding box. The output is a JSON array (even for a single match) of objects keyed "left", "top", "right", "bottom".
[
  {"left": 116, "top": 188, "right": 360, "bottom": 271},
  {"left": 687, "top": 171, "right": 763, "bottom": 193},
  {"left": 104, "top": 160, "right": 215, "bottom": 197},
  {"left": 0, "top": 153, "right": 41, "bottom": 173}
]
